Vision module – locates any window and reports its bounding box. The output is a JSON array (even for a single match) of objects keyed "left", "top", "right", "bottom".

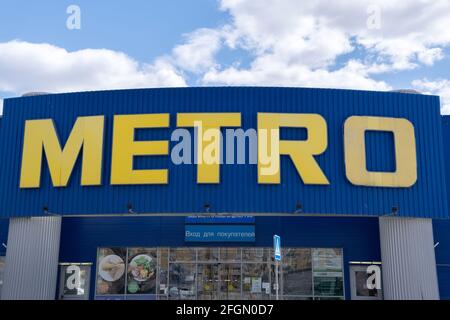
[
  {"left": 349, "top": 265, "right": 383, "bottom": 300},
  {"left": 95, "top": 248, "right": 127, "bottom": 298},
  {"left": 94, "top": 247, "right": 344, "bottom": 300},
  {"left": 169, "top": 263, "right": 196, "bottom": 300},
  {"left": 282, "top": 248, "right": 313, "bottom": 297},
  {"left": 312, "top": 248, "right": 344, "bottom": 298},
  {"left": 58, "top": 263, "right": 91, "bottom": 300},
  {"left": 126, "top": 248, "right": 157, "bottom": 296}
]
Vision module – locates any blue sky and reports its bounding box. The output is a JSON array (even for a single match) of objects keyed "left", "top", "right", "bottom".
[
  {"left": 1, "top": 0, "right": 450, "bottom": 113},
  {"left": 0, "top": 1, "right": 227, "bottom": 62}
]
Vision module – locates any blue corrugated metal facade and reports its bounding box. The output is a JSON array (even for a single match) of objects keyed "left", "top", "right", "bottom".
[{"left": 0, "top": 88, "right": 447, "bottom": 218}]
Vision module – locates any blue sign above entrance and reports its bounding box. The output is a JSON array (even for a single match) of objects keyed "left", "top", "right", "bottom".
[{"left": 185, "top": 225, "right": 256, "bottom": 242}]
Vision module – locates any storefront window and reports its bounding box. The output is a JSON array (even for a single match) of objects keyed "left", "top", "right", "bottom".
[
  {"left": 94, "top": 247, "right": 344, "bottom": 300},
  {"left": 242, "top": 263, "right": 271, "bottom": 300},
  {"left": 355, "top": 270, "right": 379, "bottom": 297},
  {"left": 95, "top": 248, "right": 126, "bottom": 298},
  {"left": 219, "top": 248, "right": 241, "bottom": 262},
  {"left": 58, "top": 263, "right": 91, "bottom": 300},
  {"left": 197, "top": 248, "right": 219, "bottom": 262},
  {"left": 219, "top": 263, "right": 241, "bottom": 299},
  {"left": 197, "top": 263, "right": 219, "bottom": 300},
  {"left": 349, "top": 265, "right": 383, "bottom": 300},
  {"left": 312, "top": 248, "right": 344, "bottom": 298},
  {"left": 168, "top": 263, "right": 196, "bottom": 300},
  {"left": 243, "top": 248, "right": 267, "bottom": 262},
  {"left": 157, "top": 248, "right": 169, "bottom": 298},
  {"left": 126, "top": 248, "right": 157, "bottom": 296},
  {"left": 282, "top": 248, "right": 313, "bottom": 297},
  {"left": 169, "top": 248, "right": 196, "bottom": 262}
]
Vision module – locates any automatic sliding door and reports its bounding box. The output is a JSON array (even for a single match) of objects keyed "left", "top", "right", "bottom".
[
  {"left": 219, "top": 264, "right": 241, "bottom": 300},
  {"left": 197, "top": 264, "right": 219, "bottom": 300}
]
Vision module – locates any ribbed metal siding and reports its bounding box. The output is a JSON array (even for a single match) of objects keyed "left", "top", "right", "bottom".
[
  {"left": 379, "top": 217, "right": 439, "bottom": 300},
  {"left": 1, "top": 217, "right": 61, "bottom": 300},
  {"left": 0, "top": 88, "right": 447, "bottom": 218}
]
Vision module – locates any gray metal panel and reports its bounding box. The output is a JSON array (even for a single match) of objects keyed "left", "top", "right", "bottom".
[
  {"left": 1, "top": 217, "right": 61, "bottom": 300},
  {"left": 379, "top": 217, "right": 439, "bottom": 300}
]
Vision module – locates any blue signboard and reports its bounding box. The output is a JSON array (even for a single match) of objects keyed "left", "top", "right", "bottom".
[
  {"left": 0, "top": 88, "right": 447, "bottom": 218},
  {"left": 274, "top": 235, "right": 281, "bottom": 261},
  {"left": 185, "top": 216, "right": 255, "bottom": 224},
  {"left": 185, "top": 225, "right": 255, "bottom": 242}
]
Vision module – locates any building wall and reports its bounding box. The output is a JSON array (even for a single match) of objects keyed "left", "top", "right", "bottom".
[
  {"left": 59, "top": 215, "right": 381, "bottom": 300},
  {"left": 0, "top": 219, "right": 7, "bottom": 256},
  {"left": 433, "top": 220, "right": 450, "bottom": 299},
  {"left": 1, "top": 98, "right": 449, "bottom": 300}
]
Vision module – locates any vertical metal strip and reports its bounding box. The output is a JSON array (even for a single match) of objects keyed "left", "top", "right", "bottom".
[
  {"left": 379, "top": 217, "right": 439, "bottom": 300},
  {"left": 1, "top": 217, "right": 61, "bottom": 300}
]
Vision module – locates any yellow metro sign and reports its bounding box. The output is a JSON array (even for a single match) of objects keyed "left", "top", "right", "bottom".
[{"left": 19, "top": 113, "right": 417, "bottom": 189}]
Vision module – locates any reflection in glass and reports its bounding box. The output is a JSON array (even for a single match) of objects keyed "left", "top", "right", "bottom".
[
  {"left": 219, "top": 264, "right": 241, "bottom": 300},
  {"left": 158, "top": 248, "right": 169, "bottom": 297},
  {"left": 242, "top": 248, "right": 267, "bottom": 262},
  {"left": 312, "top": 248, "right": 344, "bottom": 297},
  {"left": 169, "top": 248, "right": 196, "bottom": 262},
  {"left": 169, "top": 263, "right": 196, "bottom": 300},
  {"left": 312, "top": 248, "right": 343, "bottom": 274},
  {"left": 282, "top": 248, "right": 312, "bottom": 296},
  {"left": 314, "top": 276, "right": 344, "bottom": 297},
  {"left": 219, "top": 248, "right": 241, "bottom": 262},
  {"left": 242, "top": 263, "right": 270, "bottom": 300},
  {"left": 197, "top": 248, "right": 219, "bottom": 262},
  {"left": 60, "top": 265, "right": 90, "bottom": 298},
  {"left": 355, "top": 271, "right": 380, "bottom": 297},
  {"left": 197, "top": 264, "right": 219, "bottom": 300}
]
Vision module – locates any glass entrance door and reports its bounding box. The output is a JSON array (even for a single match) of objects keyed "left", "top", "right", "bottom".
[
  {"left": 219, "top": 264, "right": 241, "bottom": 300},
  {"left": 197, "top": 263, "right": 242, "bottom": 300},
  {"left": 197, "top": 264, "right": 219, "bottom": 299}
]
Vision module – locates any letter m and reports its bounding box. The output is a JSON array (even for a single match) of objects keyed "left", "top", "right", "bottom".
[{"left": 20, "top": 116, "right": 104, "bottom": 188}]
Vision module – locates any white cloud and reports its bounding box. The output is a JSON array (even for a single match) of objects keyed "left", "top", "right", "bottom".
[
  {"left": 172, "top": 28, "right": 222, "bottom": 73},
  {"left": 170, "top": 0, "right": 450, "bottom": 89},
  {"left": 0, "top": 40, "right": 187, "bottom": 95},
  {"left": 417, "top": 48, "right": 444, "bottom": 66},
  {"left": 0, "top": 98, "right": 3, "bottom": 115},
  {"left": 412, "top": 79, "right": 450, "bottom": 114},
  {"left": 204, "top": 59, "right": 391, "bottom": 91},
  {"left": 2, "top": 1, "right": 450, "bottom": 96}
]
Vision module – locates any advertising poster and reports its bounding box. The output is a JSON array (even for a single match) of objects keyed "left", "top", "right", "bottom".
[
  {"left": 127, "top": 248, "right": 157, "bottom": 295},
  {"left": 96, "top": 248, "right": 126, "bottom": 296}
]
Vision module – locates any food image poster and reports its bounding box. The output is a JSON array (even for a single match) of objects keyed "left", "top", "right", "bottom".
[
  {"left": 126, "top": 248, "right": 157, "bottom": 294},
  {"left": 96, "top": 248, "right": 126, "bottom": 295}
]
